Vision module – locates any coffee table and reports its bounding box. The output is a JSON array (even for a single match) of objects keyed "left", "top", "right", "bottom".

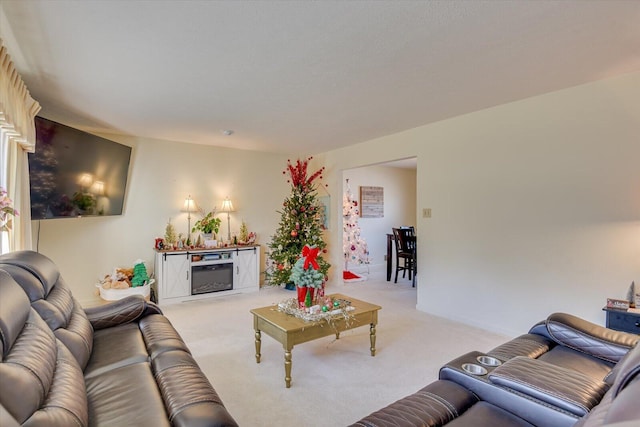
[{"left": 250, "top": 293, "right": 381, "bottom": 388}]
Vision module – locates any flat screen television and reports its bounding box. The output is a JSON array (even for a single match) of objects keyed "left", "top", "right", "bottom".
[{"left": 28, "top": 116, "right": 132, "bottom": 219}]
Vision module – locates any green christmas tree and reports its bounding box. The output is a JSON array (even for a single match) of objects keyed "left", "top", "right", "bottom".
[
  {"left": 266, "top": 158, "right": 330, "bottom": 287},
  {"left": 131, "top": 260, "right": 149, "bottom": 287}
]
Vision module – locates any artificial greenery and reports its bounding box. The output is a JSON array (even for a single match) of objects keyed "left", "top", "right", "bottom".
[
  {"left": 239, "top": 221, "right": 249, "bottom": 243},
  {"left": 164, "top": 220, "right": 177, "bottom": 244},
  {"left": 265, "top": 158, "right": 330, "bottom": 286},
  {"left": 192, "top": 211, "right": 221, "bottom": 235},
  {"left": 290, "top": 252, "right": 324, "bottom": 288}
]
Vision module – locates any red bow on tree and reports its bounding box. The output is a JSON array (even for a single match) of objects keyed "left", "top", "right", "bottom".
[{"left": 302, "top": 245, "right": 320, "bottom": 270}]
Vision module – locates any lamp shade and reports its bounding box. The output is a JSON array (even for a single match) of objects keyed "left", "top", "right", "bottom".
[
  {"left": 183, "top": 196, "right": 196, "bottom": 212},
  {"left": 221, "top": 197, "right": 234, "bottom": 213},
  {"left": 90, "top": 181, "right": 105, "bottom": 196},
  {"left": 78, "top": 173, "right": 93, "bottom": 188}
]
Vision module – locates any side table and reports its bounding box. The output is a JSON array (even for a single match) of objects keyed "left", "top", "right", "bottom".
[{"left": 602, "top": 307, "right": 640, "bottom": 334}]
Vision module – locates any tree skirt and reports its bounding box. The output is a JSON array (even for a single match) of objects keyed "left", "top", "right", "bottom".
[{"left": 343, "top": 270, "right": 366, "bottom": 282}]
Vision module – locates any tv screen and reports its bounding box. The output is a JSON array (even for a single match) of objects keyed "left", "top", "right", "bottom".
[{"left": 28, "top": 116, "right": 132, "bottom": 219}]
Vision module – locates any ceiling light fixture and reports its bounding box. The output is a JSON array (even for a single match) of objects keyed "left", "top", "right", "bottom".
[{"left": 222, "top": 130, "right": 234, "bottom": 136}]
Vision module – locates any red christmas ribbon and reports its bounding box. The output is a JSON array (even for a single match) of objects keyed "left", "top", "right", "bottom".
[{"left": 302, "top": 245, "right": 320, "bottom": 270}]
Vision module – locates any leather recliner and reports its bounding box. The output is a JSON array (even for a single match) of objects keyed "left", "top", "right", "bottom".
[
  {"left": 351, "top": 313, "right": 639, "bottom": 427},
  {"left": 0, "top": 250, "right": 238, "bottom": 427}
]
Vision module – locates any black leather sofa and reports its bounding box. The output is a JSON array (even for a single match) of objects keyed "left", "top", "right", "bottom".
[
  {"left": 351, "top": 312, "right": 639, "bottom": 427},
  {"left": 0, "top": 250, "right": 237, "bottom": 427}
]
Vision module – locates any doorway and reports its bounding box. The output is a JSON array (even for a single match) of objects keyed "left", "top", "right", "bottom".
[{"left": 341, "top": 157, "right": 417, "bottom": 286}]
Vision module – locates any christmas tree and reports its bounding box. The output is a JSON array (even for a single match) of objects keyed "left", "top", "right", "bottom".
[
  {"left": 343, "top": 179, "right": 369, "bottom": 271},
  {"left": 164, "top": 219, "right": 177, "bottom": 246},
  {"left": 266, "top": 158, "right": 330, "bottom": 287}
]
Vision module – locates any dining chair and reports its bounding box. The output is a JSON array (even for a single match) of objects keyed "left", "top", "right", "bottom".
[{"left": 392, "top": 227, "right": 416, "bottom": 286}]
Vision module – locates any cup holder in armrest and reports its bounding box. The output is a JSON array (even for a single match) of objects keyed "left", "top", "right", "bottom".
[
  {"left": 462, "top": 363, "right": 488, "bottom": 376},
  {"left": 477, "top": 355, "right": 502, "bottom": 367}
]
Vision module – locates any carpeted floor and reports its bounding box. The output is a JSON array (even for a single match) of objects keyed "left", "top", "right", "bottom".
[{"left": 161, "top": 269, "right": 511, "bottom": 426}]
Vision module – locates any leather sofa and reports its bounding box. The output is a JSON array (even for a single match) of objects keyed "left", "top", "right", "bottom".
[
  {"left": 351, "top": 313, "right": 639, "bottom": 427},
  {"left": 0, "top": 250, "right": 238, "bottom": 427}
]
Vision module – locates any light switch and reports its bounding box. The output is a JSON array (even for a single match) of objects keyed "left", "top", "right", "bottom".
[{"left": 422, "top": 208, "right": 432, "bottom": 218}]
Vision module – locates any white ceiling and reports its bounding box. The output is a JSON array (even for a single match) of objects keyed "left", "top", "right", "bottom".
[{"left": 1, "top": 1, "right": 639, "bottom": 154}]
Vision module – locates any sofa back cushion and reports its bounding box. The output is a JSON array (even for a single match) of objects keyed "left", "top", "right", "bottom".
[
  {"left": 0, "top": 251, "right": 93, "bottom": 369},
  {"left": 0, "top": 270, "right": 88, "bottom": 426},
  {"left": 573, "top": 343, "right": 640, "bottom": 427},
  {"left": 546, "top": 312, "right": 638, "bottom": 364}
]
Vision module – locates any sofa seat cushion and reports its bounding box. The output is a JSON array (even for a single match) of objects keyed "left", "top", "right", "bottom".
[
  {"left": 538, "top": 345, "right": 613, "bottom": 382},
  {"left": 139, "top": 314, "right": 191, "bottom": 359},
  {"left": 446, "top": 402, "right": 535, "bottom": 427},
  {"left": 84, "top": 323, "right": 149, "bottom": 379},
  {"left": 488, "top": 356, "right": 608, "bottom": 417},
  {"left": 85, "top": 362, "right": 170, "bottom": 427}
]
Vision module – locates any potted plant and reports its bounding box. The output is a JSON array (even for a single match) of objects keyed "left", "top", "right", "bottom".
[
  {"left": 290, "top": 245, "right": 325, "bottom": 308},
  {"left": 1, "top": 186, "right": 19, "bottom": 232},
  {"left": 72, "top": 191, "right": 95, "bottom": 214},
  {"left": 192, "top": 210, "right": 221, "bottom": 246}
]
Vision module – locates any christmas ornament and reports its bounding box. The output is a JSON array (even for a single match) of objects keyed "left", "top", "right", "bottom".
[{"left": 291, "top": 230, "right": 298, "bottom": 237}]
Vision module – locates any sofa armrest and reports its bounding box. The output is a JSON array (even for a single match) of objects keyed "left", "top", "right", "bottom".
[
  {"left": 84, "top": 295, "right": 163, "bottom": 330},
  {"left": 545, "top": 313, "right": 639, "bottom": 363},
  {"left": 488, "top": 356, "right": 608, "bottom": 417},
  {"left": 349, "top": 380, "right": 478, "bottom": 427}
]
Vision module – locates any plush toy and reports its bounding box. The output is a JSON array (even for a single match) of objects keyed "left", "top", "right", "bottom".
[
  {"left": 131, "top": 260, "right": 149, "bottom": 287},
  {"left": 100, "top": 267, "right": 133, "bottom": 289}
]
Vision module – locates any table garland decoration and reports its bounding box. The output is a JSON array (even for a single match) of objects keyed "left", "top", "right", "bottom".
[{"left": 277, "top": 296, "right": 355, "bottom": 327}]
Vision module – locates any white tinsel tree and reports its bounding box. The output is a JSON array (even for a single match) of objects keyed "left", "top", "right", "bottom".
[{"left": 343, "top": 179, "right": 369, "bottom": 270}]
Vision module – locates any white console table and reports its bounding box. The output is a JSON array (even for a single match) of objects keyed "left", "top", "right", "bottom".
[{"left": 154, "top": 245, "right": 260, "bottom": 305}]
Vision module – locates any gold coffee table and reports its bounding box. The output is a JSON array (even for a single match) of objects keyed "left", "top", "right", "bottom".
[{"left": 250, "top": 293, "right": 381, "bottom": 388}]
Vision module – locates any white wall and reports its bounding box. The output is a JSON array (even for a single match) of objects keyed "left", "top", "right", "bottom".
[
  {"left": 343, "top": 166, "right": 416, "bottom": 267},
  {"left": 32, "top": 136, "right": 292, "bottom": 305},
  {"left": 322, "top": 72, "right": 640, "bottom": 335},
  {"left": 27, "top": 72, "right": 640, "bottom": 335}
]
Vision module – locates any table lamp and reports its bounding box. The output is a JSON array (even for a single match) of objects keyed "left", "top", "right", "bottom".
[
  {"left": 183, "top": 195, "right": 196, "bottom": 242},
  {"left": 221, "top": 197, "right": 234, "bottom": 242}
]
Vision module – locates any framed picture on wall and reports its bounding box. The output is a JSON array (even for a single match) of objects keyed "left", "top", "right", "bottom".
[{"left": 360, "top": 186, "right": 383, "bottom": 218}]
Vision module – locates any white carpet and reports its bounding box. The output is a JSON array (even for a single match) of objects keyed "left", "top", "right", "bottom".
[{"left": 161, "top": 270, "right": 511, "bottom": 426}]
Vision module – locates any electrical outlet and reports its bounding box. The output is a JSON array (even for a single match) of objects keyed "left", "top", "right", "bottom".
[{"left": 422, "top": 208, "right": 432, "bottom": 218}]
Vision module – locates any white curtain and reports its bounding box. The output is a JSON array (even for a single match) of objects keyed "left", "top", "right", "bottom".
[{"left": 0, "top": 40, "right": 41, "bottom": 254}]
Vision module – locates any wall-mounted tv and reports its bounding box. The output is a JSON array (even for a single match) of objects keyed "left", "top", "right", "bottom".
[{"left": 28, "top": 116, "right": 132, "bottom": 220}]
